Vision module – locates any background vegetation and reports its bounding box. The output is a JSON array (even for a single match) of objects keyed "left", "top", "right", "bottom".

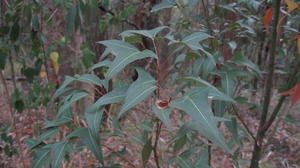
[{"left": 0, "top": 0, "right": 300, "bottom": 167}]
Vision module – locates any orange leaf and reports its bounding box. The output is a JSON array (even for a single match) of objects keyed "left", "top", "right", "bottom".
[
  {"left": 296, "top": 35, "right": 300, "bottom": 54},
  {"left": 284, "top": 0, "right": 299, "bottom": 12},
  {"left": 280, "top": 83, "right": 300, "bottom": 106},
  {"left": 263, "top": 8, "right": 273, "bottom": 29}
]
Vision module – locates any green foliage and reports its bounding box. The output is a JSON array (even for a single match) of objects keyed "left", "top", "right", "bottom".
[
  {"left": 98, "top": 40, "right": 157, "bottom": 80},
  {"left": 119, "top": 67, "right": 157, "bottom": 118},
  {"left": 170, "top": 88, "right": 230, "bottom": 152}
]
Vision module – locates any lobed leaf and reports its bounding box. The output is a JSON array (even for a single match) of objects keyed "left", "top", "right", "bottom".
[
  {"left": 98, "top": 40, "right": 157, "bottom": 79},
  {"left": 119, "top": 67, "right": 156, "bottom": 118},
  {"left": 170, "top": 88, "right": 230, "bottom": 152}
]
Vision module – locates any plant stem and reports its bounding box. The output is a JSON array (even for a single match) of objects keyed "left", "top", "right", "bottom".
[
  {"left": 261, "top": 55, "right": 300, "bottom": 133},
  {"left": 232, "top": 105, "right": 257, "bottom": 142},
  {"left": 152, "top": 39, "right": 161, "bottom": 97},
  {"left": 9, "top": 54, "right": 16, "bottom": 89},
  {"left": 249, "top": 0, "right": 281, "bottom": 167},
  {"left": 153, "top": 121, "right": 162, "bottom": 168},
  {"left": 152, "top": 38, "right": 162, "bottom": 168}
]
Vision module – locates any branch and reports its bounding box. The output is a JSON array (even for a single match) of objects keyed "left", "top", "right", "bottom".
[
  {"left": 153, "top": 121, "right": 162, "bottom": 168},
  {"left": 232, "top": 105, "right": 257, "bottom": 143},
  {"left": 261, "top": 54, "right": 300, "bottom": 133}
]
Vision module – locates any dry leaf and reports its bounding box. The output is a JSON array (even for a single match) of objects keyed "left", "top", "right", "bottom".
[
  {"left": 263, "top": 8, "right": 273, "bottom": 29},
  {"left": 296, "top": 35, "right": 300, "bottom": 54},
  {"left": 281, "top": 83, "right": 300, "bottom": 106},
  {"left": 284, "top": 0, "right": 299, "bottom": 12}
]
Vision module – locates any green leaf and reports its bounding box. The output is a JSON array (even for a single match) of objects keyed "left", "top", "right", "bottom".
[
  {"left": 26, "top": 128, "right": 59, "bottom": 149},
  {"left": 76, "top": 74, "right": 103, "bottom": 86},
  {"left": 284, "top": 114, "right": 297, "bottom": 124},
  {"left": 151, "top": 0, "right": 176, "bottom": 12},
  {"left": 225, "top": 117, "right": 239, "bottom": 144},
  {"left": 213, "top": 69, "right": 242, "bottom": 97},
  {"left": 98, "top": 40, "right": 157, "bottom": 79},
  {"left": 67, "top": 128, "right": 103, "bottom": 163},
  {"left": 57, "top": 91, "right": 88, "bottom": 117},
  {"left": 85, "top": 107, "right": 104, "bottom": 141},
  {"left": 82, "top": 50, "right": 96, "bottom": 68},
  {"left": 124, "top": 35, "right": 142, "bottom": 43},
  {"left": 44, "top": 108, "right": 73, "bottom": 129},
  {"left": 174, "top": 135, "right": 187, "bottom": 153},
  {"left": 170, "top": 88, "right": 230, "bottom": 152},
  {"left": 230, "top": 53, "right": 261, "bottom": 76},
  {"left": 52, "top": 76, "right": 76, "bottom": 100},
  {"left": 0, "top": 48, "right": 8, "bottom": 70},
  {"left": 51, "top": 141, "right": 70, "bottom": 168},
  {"left": 139, "top": 120, "right": 153, "bottom": 132},
  {"left": 181, "top": 32, "right": 215, "bottom": 65},
  {"left": 32, "top": 147, "right": 51, "bottom": 168},
  {"left": 88, "top": 60, "right": 111, "bottom": 72},
  {"left": 119, "top": 67, "right": 156, "bottom": 118},
  {"left": 179, "top": 77, "right": 235, "bottom": 102},
  {"left": 10, "top": 21, "right": 20, "bottom": 42},
  {"left": 152, "top": 105, "right": 173, "bottom": 129},
  {"left": 195, "top": 149, "right": 211, "bottom": 168},
  {"left": 120, "top": 26, "right": 169, "bottom": 40},
  {"left": 213, "top": 100, "right": 227, "bottom": 117},
  {"left": 65, "top": 4, "right": 76, "bottom": 37},
  {"left": 87, "top": 86, "right": 127, "bottom": 114},
  {"left": 176, "top": 155, "right": 194, "bottom": 168},
  {"left": 142, "top": 137, "right": 152, "bottom": 163},
  {"left": 14, "top": 99, "right": 25, "bottom": 113},
  {"left": 44, "top": 117, "right": 72, "bottom": 128}
]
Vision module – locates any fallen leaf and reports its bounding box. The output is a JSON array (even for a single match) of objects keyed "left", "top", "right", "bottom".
[
  {"left": 263, "top": 8, "right": 273, "bottom": 30},
  {"left": 50, "top": 51, "right": 59, "bottom": 74},
  {"left": 284, "top": 0, "right": 299, "bottom": 12},
  {"left": 281, "top": 83, "right": 300, "bottom": 106}
]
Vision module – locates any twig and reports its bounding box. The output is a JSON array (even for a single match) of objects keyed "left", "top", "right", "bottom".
[
  {"left": 250, "top": 0, "right": 281, "bottom": 167},
  {"left": 152, "top": 39, "right": 161, "bottom": 98},
  {"left": 153, "top": 121, "right": 162, "bottom": 168},
  {"left": 232, "top": 105, "right": 257, "bottom": 143},
  {"left": 8, "top": 54, "right": 17, "bottom": 89}
]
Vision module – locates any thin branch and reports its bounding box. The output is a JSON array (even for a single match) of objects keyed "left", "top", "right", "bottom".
[
  {"left": 232, "top": 105, "right": 257, "bottom": 143},
  {"left": 8, "top": 54, "right": 17, "bottom": 89},
  {"left": 261, "top": 54, "right": 300, "bottom": 133},
  {"left": 152, "top": 39, "right": 161, "bottom": 98},
  {"left": 153, "top": 121, "right": 162, "bottom": 168}
]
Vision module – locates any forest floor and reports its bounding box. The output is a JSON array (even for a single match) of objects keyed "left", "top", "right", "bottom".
[{"left": 1, "top": 86, "right": 300, "bottom": 168}]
